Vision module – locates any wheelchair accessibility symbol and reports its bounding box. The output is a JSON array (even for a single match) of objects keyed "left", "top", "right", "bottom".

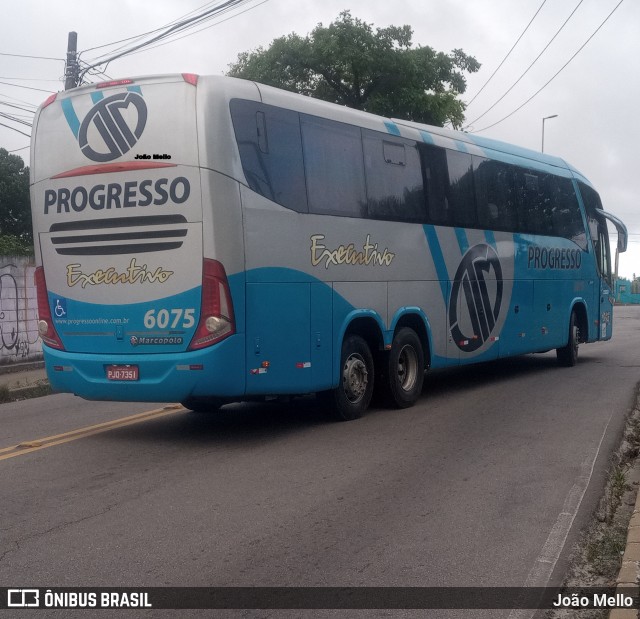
[{"left": 54, "top": 298, "right": 67, "bottom": 318}]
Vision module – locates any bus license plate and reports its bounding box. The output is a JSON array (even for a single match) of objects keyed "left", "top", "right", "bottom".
[{"left": 106, "top": 365, "right": 139, "bottom": 381}]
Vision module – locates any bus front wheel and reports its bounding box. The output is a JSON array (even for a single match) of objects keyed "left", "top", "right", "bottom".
[
  {"left": 325, "top": 334, "right": 374, "bottom": 421},
  {"left": 385, "top": 327, "right": 425, "bottom": 408},
  {"left": 556, "top": 311, "right": 579, "bottom": 367}
]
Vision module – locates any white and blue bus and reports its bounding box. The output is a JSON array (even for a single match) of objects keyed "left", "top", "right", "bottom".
[{"left": 30, "top": 74, "right": 627, "bottom": 420}]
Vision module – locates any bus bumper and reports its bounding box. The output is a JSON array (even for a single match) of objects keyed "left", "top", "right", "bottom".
[{"left": 42, "top": 335, "right": 246, "bottom": 402}]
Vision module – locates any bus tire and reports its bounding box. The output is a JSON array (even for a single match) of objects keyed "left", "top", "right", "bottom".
[
  {"left": 556, "top": 311, "right": 579, "bottom": 367},
  {"left": 386, "top": 327, "right": 425, "bottom": 408},
  {"left": 326, "top": 334, "right": 374, "bottom": 421},
  {"left": 181, "top": 396, "right": 226, "bottom": 413}
]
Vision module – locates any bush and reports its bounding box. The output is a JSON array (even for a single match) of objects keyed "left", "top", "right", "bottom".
[{"left": 0, "top": 234, "right": 33, "bottom": 256}]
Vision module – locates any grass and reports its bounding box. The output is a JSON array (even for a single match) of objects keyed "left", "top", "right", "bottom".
[{"left": 585, "top": 524, "right": 627, "bottom": 577}]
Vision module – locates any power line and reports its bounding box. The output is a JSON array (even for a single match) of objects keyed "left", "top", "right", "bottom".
[
  {"left": 0, "top": 112, "right": 32, "bottom": 127},
  {"left": 0, "top": 92, "right": 38, "bottom": 108},
  {"left": 0, "top": 51, "right": 63, "bottom": 61},
  {"left": 123, "top": 0, "right": 270, "bottom": 58},
  {"left": 473, "top": 0, "right": 625, "bottom": 133},
  {"left": 82, "top": 0, "right": 221, "bottom": 59},
  {"left": 466, "top": 0, "right": 585, "bottom": 129},
  {"left": 77, "top": 0, "right": 262, "bottom": 83},
  {"left": 0, "top": 80, "right": 55, "bottom": 94},
  {"left": 0, "top": 76, "right": 61, "bottom": 83},
  {"left": 466, "top": 0, "right": 548, "bottom": 108},
  {"left": 0, "top": 101, "right": 36, "bottom": 114},
  {"left": 0, "top": 121, "right": 30, "bottom": 138}
]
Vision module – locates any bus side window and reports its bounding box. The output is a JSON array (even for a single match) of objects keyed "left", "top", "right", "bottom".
[
  {"left": 473, "top": 158, "right": 518, "bottom": 232},
  {"left": 515, "top": 168, "right": 554, "bottom": 236},
  {"left": 548, "top": 176, "right": 587, "bottom": 249},
  {"left": 446, "top": 150, "right": 476, "bottom": 228},
  {"left": 420, "top": 143, "right": 449, "bottom": 224},
  {"left": 301, "top": 115, "right": 367, "bottom": 218},
  {"left": 363, "top": 130, "right": 426, "bottom": 223},
  {"left": 230, "top": 99, "right": 308, "bottom": 213},
  {"left": 420, "top": 145, "right": 475, "bottom": 227}
]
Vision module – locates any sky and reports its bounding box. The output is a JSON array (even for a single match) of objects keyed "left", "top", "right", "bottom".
[{"left": 1, "top": 0, "right": 638, "bottom": 279}]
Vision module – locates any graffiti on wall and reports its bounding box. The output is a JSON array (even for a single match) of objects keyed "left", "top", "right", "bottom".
[{"left": 0, "top": 258, "right": 42, "bottom": 363}]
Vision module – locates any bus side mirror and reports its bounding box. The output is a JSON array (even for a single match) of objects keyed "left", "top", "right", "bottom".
[{"left": 596, "top": 208, "right": 628, "bottom": 253}]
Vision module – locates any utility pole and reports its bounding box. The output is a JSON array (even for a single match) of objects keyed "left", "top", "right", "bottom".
[{"left": 64, "top": 31, "right": 79, "bottom": 90}]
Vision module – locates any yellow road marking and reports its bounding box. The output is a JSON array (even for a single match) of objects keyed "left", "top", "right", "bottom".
[{"left": 0, "top": 404, "right": 185, "bottom": 461}]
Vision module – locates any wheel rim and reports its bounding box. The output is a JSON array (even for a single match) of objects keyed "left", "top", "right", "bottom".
[
  {"left": 396, "top": 344, "right": 418, "bottom": 392},
  {"left": 572, "top": 325, "right": 579, "bottom": 358},
  {"left": 342, "top": 353, "right": 368, "bottom": 404}
]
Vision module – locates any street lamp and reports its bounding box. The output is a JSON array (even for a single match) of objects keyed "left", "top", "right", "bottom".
[{"left": 541, "top": 114, "right": 558, "bottom": 153}]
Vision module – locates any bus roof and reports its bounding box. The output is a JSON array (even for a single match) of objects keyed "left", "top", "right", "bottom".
[{"left": 49, "top": 73, "right": 587, "bottom": 182}]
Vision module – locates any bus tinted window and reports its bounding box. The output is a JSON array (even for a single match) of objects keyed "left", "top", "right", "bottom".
[
  {"left": 514, "top": 168, "right": 555, "bottom": 235},
  {"left": 362, "top": 131, "right": 426, "bottom": 222},
  {"left": 473, "top": 158, "right": 518, "bottom": 231},
  {"left": 301, "top": 115, "right": 367, "bottom": 218},
  {"left": 231, "top": 100, "right": 590, "bottom": 246},
  {"left": 421, "top": 145, "right": 475, "bottom": 227},
  {"left": 548, "top": 176, "right": 586, "bottom": 249},
  {"left": 230, "top": 100, "right": 308, "bottom": 213}
]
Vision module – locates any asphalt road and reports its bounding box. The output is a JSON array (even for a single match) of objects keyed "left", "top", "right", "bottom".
[{"left": 1, "top": 306, "right": 639, "bottom": 618}]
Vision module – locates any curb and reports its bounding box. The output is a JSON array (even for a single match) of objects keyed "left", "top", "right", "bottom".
[
  {"left": 0, "top": 360, "right": 45, "bottom": 375},
  {"left": 609, "top": 491, "right": 640, "bottom": 619},
  {"left": 7, "top": 382, "right": 51, "bottom": 401},
  {"left": 610, "top": 462, "right": 640, "bottom": 618}
]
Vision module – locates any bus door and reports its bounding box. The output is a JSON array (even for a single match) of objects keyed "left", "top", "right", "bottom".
[
  {"left": 589, "top": 214, "right": 613, "bottom": 341},
  {"left": 592, "top": 208, "right": 628, "bottom": 341}
]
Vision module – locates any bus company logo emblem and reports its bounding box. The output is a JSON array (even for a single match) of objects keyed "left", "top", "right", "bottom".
[
  {"left": 78, "top": 92, "right": 148, "bottom": 162},
  {"left": 449, "top": 244, "right": 503, "bottom": 353},
  {"left": 130, "top": 335, "right": 183, "bottom": 347}
]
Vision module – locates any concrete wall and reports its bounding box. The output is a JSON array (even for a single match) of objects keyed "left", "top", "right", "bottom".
[
  {"left": 616, "top": 278, "right": 640, "bottom": 305},
  {"left": 0, "top": 256, "right": 42, "bottom": 365}
]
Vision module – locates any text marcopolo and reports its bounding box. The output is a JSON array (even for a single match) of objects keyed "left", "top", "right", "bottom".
[{"left": 43, "top": 177, "right": 191, "bottom": 214}]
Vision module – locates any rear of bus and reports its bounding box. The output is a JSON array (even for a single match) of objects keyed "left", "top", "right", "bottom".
[{"left": 30, "top": 74, "right": 243, "bottom": 402}]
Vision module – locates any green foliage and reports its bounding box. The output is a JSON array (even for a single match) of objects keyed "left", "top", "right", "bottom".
[
  {"left": 227, "top": 11, "right": 480, "bottom": 128},
  {"left": 0, "top": 148, "right": 32, "bottom": 249},
  {"left": 0, "top": 234, "right": 33, "bottom": 256}
]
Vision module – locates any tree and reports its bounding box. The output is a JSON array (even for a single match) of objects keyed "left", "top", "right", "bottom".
[
  {"left": 0, "top": 148, "right": 32, "bottom": 254},
  {"left": 227, "top": 11, "right": 480, "bottom": 128}
]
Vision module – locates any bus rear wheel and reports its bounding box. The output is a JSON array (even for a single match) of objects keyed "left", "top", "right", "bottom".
[
  {"left": 556, "top": 311, "right": 579, "bottom": 367},
  {"left": 325, "top": 334, "right": 374, "bottom": 421},
  {"left": 385, "top": 327, "right": 425, "bottom": 408}
]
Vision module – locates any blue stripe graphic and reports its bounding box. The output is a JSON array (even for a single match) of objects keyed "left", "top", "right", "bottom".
[
  {"left": 424, "top": 225, "right": 449, "bottom": 304},
  {"left": 454, "top": 228, "right": 469, "bottom": 255},
  {"left": 420, "top": 130, "right": 434, "bottom": 145},
  {"left": 384, "top": 121, "right": 401, "bottom": 136},
  {"left": 484, "top": 230, "right": 497, "bottom": 248},
  {"left": 454, "top": 139, "right": 468, "bottom": 153},
  {"left": 90, "top": 92, "right": 104, "bottom": 104},
  {"left": 61, "top": 98, "right": 80, "bottom": 138}
]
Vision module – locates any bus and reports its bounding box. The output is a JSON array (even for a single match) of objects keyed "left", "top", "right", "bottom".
[{"left": 30, "top": 73, "right": 628, "bottom": 420}]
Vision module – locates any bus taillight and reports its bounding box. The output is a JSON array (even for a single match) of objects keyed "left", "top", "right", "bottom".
[
  {"left": 188, "top": 259, "right": 235, "bottom": 350},
  {"left": 34, "top": 267, "right": 64, "bottom": 350}
]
